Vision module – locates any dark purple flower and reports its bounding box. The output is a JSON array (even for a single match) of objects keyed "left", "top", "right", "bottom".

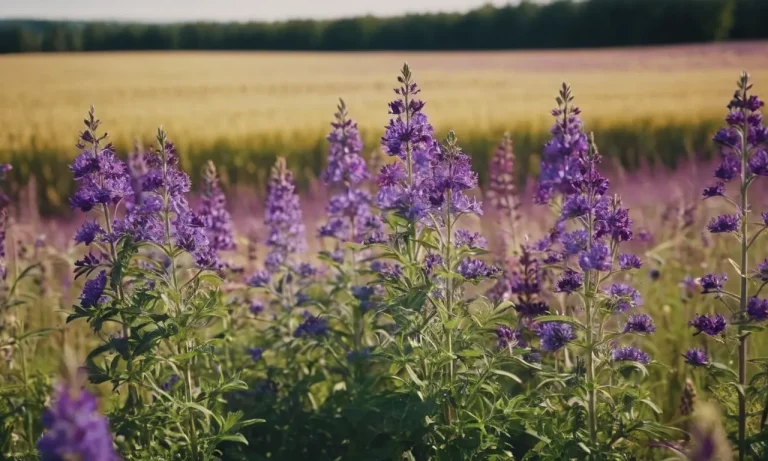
[
  {"left": 595, "top": 206, "right": 633, "bottom": 243},
  {"left": 293, "top": 313, "right": 328, "bottom": 338},
  {"left": 707, "top": 214, "right": 739, "bottom": 233},
  {"left": 763, "top": 212, "right": 768, "bottom": 226},
  {"left": 612, "top": 346, "right": 651, "bottom": 364},
  {"left": 249, "top": 301, "right": 264, "bottom": 315},
  {"left": 684, "top": 348, "right": 709, "bottom": 367},
  {"left": 454, "top": 230, "right": 487, "bottom": 249},
  {"left": 556, "top": 270, "right": 583, "bottom": 294},
  {"left": 714, "top": 153, "right": 740, "bottom": 182},
  {"left": 496, "top": 325, "right": 521, "bottom": 348},
  {"left": 618, "top": 253, "right": 642, "bottom": 270},
  {"left": 265, "top": 158, "right": 306, "bottom": 271},
  {"left": 74, "top": 221, "right": 105, "bottom": 246},
  {"left": 747, "top": 297, "right": 768, "bottom": 322},
  {"left": 702, "top": 182, "right": 725, "bottom": 199},
  {"left": 535, "top": 322, "right": 576, "bottom": 352},
  {"left": 371, "top": 260, "right": 403, "bottom": 279},
  {"left": 700, "top": 273, "right": 727, "bottom": 294},
  {"left": 294, "top": 263, "right": 317, "bottom": 279},
  {"left": 424, "top": 253, "right": 443, "bottom": 275},
  {"left": 458, "top": 258, "right": 498, "bottom": 281},
  {"left": 248, "top": 347, "right": 264, "bottom": 361},
  {"left": 749, "top": 149, "right": 768, "bottom": 176},
  {"left": 605, "top": 283, "right": 643, "bottom": 312},
  {"left": 623, "top": 314, "right": 656, "bottom": 334},
  {"left": 578, "top": 240, "right": 611, "bottom": 272},
  {"left": 561, "top": 230, "right": 588, "bottom": 256},
  {"left": 352, "top": 285, "right": 376, "bottom": 312},
  {"left": 160, "top": 374, "right": 180, "bottom": 392},
  {"left": 37, "top": 385, "right": 119, "bottom": 461},
  {"left": 80, "top": 271, "right": 107, "bottom": 308},
  {"left": 689, "top": 313, "right": 727, "bottom": 336},
  {"left": 515, "top": 301, "right": 549, "bottom": 318},
  {"left": 756, "top": 259, "right": 768, "bottom": 281}
]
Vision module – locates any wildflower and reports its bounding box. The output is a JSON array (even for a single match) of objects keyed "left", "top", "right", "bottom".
[
  {"left": 80, "top": 271, "right": 107, "bottom": 308},
  {"left": 679, "top": 378, "right": 697, "bottom": 416},
  {"left": 351, "top": 285, "right": 376, "bottom": 312},
  {"left": 747, "top": 297, "right": 768, "bottom": 321},
  {"left": 605, "top": 283, "right": 643, "bottom": 312},
  {"left": 454, "top": 230, "right": 487, "bottom": 249},
  {"left": 160, "top": 374, "right": 180, "bottom": 392},
  {"left": 424, "top": 253, "right": 443, "bottom": 275},
  {"left": 197, "top": 161, "right": 235, "bottom": 255},
  {"left": 458, "top": 258, "right": 498, "bottom": 281},
  {"left": 535, "top": 322, "right": 576, "bottom": 352},
  {"left": 699, "top": 273, "right": 727, "bottom": 294},
  {"left": 556, "top": 270, "right": 583, "bottom": 294},
  {"left": 687, "top": 403, "right": 734, "bottom": 461},
  {"left": 561, "top": 230, "right": 588, "bottom": 256},
  {"left": 755, "top": 259, "right": 768, "bottom": 281},
  {"left": 246, "top": 270, "right": 271, "bottom": 288},
  {"left": 689, "top": 313, "right": 727, "bottom": 336},
  {"left": 578, "top": 240, "right": 611, "bottom": 272},
  {"left": 248, "top": 347, "right": 264, "bottom": 361},
  {"left": 707, "top": 214, "right": 739, "bottom": 233},
  {"left": 703, "top": 182, "right": 725, "bottom": 198},
  {"left": 322, "top": 99, "right": 368, "bottom": 185},
  {"left": 618, "top": 253, "right": 642, "bottom": 270},
  {"left": 515, "top": 301, "right": 549, "bottom": 318},
  {"left": 623, "top": 314, "right": 656, "bottom": 334},
  {"left": 487, "top": 133, "right": 520, "bottom": 222},
  {"left": 249, "top": 301, "right": 264, "bottom": 315},
  {"left": 293, "top": 313, "right": 328, "bottom": 338},
  {"left": 496, "top": 325, "right": 518, "bottom": 348},
  {"left": 612, "top": 346, "right": 651, "bottom": 364},
  {"left": 74, "top": 221, "right": 105, "bottom": 246},
  {"left": 370, "top": 261, "right": 402, "bottom": 278},
  {"left": 684, "top": 348, "right": 710, "bottom": 367},
  {"left": 264, "top": 158, "right": 306, "bottom": 271},
  {"left": 37, "top": 384, "right": 119, "bottom": 461},
  {"left": 748, "top": 149, "right": 768, "bottom": 176}
]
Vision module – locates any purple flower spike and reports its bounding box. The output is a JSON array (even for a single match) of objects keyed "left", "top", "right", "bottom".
[
  {"left": 556, "top": 270, "right": 583, "bottom": 294},
  {"left": 612, "top": 346, "right": 651, "bottom": 364},
  {"left": 535, "top": 322, "right": 576, "bottom": 352},
  {"left": 688, "top": 313, "right": 727, "bottom": 336},
  {"left": 37, "top": 385, "right": 120, "bottom": 461},
  {"left": 623, "top": 314, "right": 656, "bottom": 334},
  {"left": 197, "top": 161, "right": 235, "bottom": 256},
  {"left": 293, "top": 313, "right": 328, "bottom": 338},
  {"left": 605, "top": 283, "right": 643, "bottom": 312},
  {"left": 707, "top": 214, "right": 740, "bottom": 234},
  {"left": 265, "top": 158, "right": 306, "bottom": 271},
  {"left": 684, "top": 348, "right": 709, "bottom": 367},
  {"left": 578, "top": 240, "right": 611, "bottom": 272},
  {"left": 80, "top": 271, "right": 107, "bottom": 308},
  {"left": 618, "top": 253, "right": 643, "bottom": 270}
]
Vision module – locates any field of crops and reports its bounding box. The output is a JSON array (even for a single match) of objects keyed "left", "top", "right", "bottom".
[
  {"left": 3, "top": 42, "right": 768, "bottom": 214},
  {"left": 3, "top": 44, "right": 768, "bottom": 460}
]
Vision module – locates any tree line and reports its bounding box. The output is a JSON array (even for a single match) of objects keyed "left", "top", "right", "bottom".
[{"left": 1, "top": 0, "right": 766, "bottom": 53}]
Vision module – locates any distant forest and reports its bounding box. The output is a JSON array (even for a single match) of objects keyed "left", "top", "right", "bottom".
[{"left": 1, "top": 0, "right": 767, "bottom": 53}]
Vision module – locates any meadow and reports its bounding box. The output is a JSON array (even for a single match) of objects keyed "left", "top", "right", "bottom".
[
  {"left": 2, "top": 42, "right": 768, "bottom": 213},
  {"left": 3, "top": 46, "right": 768, "bottom": 461}
]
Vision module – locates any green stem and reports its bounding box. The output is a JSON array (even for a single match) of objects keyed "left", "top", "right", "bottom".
[{"left": 738, "top": 94, "right": 750, "bottom": 461}]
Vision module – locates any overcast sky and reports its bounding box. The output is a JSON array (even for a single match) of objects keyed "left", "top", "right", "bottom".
[{"left": 0, "top": 0, "right": 535, "bottom": 22}]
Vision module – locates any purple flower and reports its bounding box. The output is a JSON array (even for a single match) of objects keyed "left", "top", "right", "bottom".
[
  {"left": 487, "top": 133, "right": 520, "bottom": 221},
  {"left": 248, "top": 347, "right": 264, "bottom": 361},
  {"left": 458, "top": 258, "right": 498, "bottom": 281},
  {"left": 605, "top": 283, "right": 643, "bottom": 312},
  {"left": 247, "top": 270, "right": 271, "bottom": 288},
  {"left": 377, "top": 163, "right": 407, "bottom": 187},
  {"left": 618, "top": 253, "right": 642, "bottom": 270},
  {"left": 623, "top": 314, "right": 656, "bottom": 334},
  {"left": 763, "top": 212, "right": 768, "bottom": 226},
  {"left": 747, "top": 297, "right": 768, "bottom": 322},
  {"left": 74, "top": 221, "right": 105, "bottom": 245},
  {"left": 160, "top": 374, "right": 180, "bottom": 392},
  {"left": 612, "top": 346, "right": 651, "bottom": 364},
  {"left": 700, "top": 273, "right": 727, "bottom": 294},
  {"left": 578, "top": 240, "right": 611, "bottom": 272},
  {"left": 749, "top": 149, "right": 768, "bottom": 176},
  {"left": 515, "top": 301, "right": 549, "bottom": 317},
  {"left": 702, "top": 182, "right": 725, "bottom": 199},
  {"left": 689, "top": 313, "right": 727, "bottom": 336},
  {"left": 322, "top": 99, "right": 368, "bottom": 185},
  {"left": 496, "top": 325, "right": 521, "bottom": 348},
  {"left": 424, "top": 253, "right": 443, "bottom": 275},
  {"left": 707, "top": 214, "right": 739, "bottom": 233},
  {"left": 352, "top": 285, "right": 377, "bottom": 312},
  {"left": 556, "top": 270, "right": 583, "bottom": 294},
  {"left": 197, "top": 161, "right": 235, "bottom": 255},
  {"left": 714, "top": 153, "right": 740, "bottom": 182},
  {"left": 37, "top": 385, "right": 119, "bottom": 461},
  {"left": 80, "top": 271, "right": 107, "bottom": 308},
  {"left": 293, "top": 313, "right": 328, "bottom": 338},
  {"left": 265, "top": 158, "right": 306, "bottom": 270},
  {"left": 249, "top": 301, "right": 264, "bottom": 315},
  {"left": 756, "top": 259, "right": 768, "bottom": 281},
  {"left": 454, "top": 230, "right": 487, "bottom": 249},
  {"left": 561, "top": 230, "right": 588, "bottom": 256},
  {"left": 595, "top": 206, "right": 633, "bottom": 243},
  {"left": 371, "top": 261, "right": 403, "bottom": 279},
  {"left": 535, "top": 322, "right": 576, "bottom": 352},
  {"left": 684, "top": 348, "right": 709, "bottom": 367}
]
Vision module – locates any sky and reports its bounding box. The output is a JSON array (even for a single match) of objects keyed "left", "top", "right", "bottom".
[{"left": 0, "top": 0, "right": 531, "bottom": 22}]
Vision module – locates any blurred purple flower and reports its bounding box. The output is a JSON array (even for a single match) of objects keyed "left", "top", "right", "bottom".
[
  {"left": 612, "top": 346, "right": 651, "bottom": 364},
  {"left": 684, "top": 348, "right": 709, "bottom": 367},
  {"left": 623, "top": 314, "right": 656, "bottom": 334},
  {"left": 535, "top": 322, "right": 576, "bottom": 352}
]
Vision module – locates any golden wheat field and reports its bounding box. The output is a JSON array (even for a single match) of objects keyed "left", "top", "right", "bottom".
[{"left": 2, "top": 42, "right": 768, "bottom": 154}]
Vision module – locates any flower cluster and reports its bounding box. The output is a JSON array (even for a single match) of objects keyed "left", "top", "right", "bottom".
[
  {"left": 319, "top": 100, "right": 381, "bottom": 245},
  {"left": 263, "top": 157, "right": 306, "bottom": 273},
  {"left": 37, "top": 384, "right": 119, "bottom": 461},
  {"left": 197, "top": 160, "right": 235, "bottom": 258}
]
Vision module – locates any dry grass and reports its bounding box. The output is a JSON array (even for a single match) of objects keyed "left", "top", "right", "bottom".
[{"left": 2, "top": 42, "right": 768, "bottom": 153}]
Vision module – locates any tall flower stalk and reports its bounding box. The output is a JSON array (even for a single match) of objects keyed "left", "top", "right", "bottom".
[{"left": 696, "top": 72, "right": 768, "bottom": 459}]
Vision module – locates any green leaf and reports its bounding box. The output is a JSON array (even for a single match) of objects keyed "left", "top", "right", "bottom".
[
  {"left": 710, "top": 362, "right": 739, "bottom": 380},
  {"left": 534, "top": 315, "right": 586, "bottom": 331},
  {"left": 404, "top": 364, "right": 424, "bottom": 387},
  {"left": 577, "top": 442, "right": 591, "bottom": 454},
  {"left": 491, "top": 369, "right": 522, "bottom": 384},
  {"left": 640, "top": 398, "right": 662, "bottom": 414}
]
